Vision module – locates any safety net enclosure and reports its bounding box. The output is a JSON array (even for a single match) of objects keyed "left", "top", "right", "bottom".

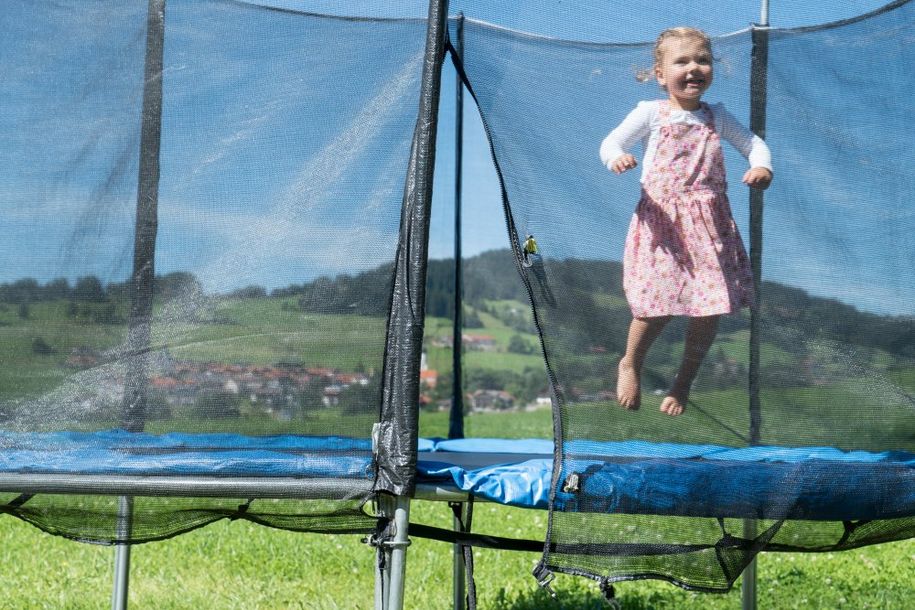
[
  {"left": 0, "top": 0, "right": 913, "bottom": 603},
  {"left": 0, "top": 0, "right": 432, "bottom": 541},
  {"left": 444, "top": 0, "right": 915, "bottom": 591}
]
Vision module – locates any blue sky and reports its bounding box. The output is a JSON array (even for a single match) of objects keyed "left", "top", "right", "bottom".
[
  {"left": 421, "top": 0, "right": 898, "bottom": 257},
  {"left": 1, "top": 0, "right": 910, "bottom": 315}
]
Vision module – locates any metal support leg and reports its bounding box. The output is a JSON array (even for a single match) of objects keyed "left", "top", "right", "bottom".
[
  {"left": 386, "top": 496, "right": 411, "bottom": 610},
  {"left": 111, "top": 496, "right": 133, "bottom": 610},
  {"left": 374, "top": 522, "right": 385, "bottom": 610},
  {"left": 742, "top": 519, "right": 758, "bottom": 610},
  {"left": 451, "top": 502, "right": 471, "bottom": 610},
  {"left": 375, "top": 495, "right": 412, "bottom": 610}
]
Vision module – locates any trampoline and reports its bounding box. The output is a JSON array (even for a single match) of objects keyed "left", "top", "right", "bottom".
[
  {"left": 2, "top": 0, "right": 914, "bottom": 609},
  {"left": 3, "top": 432, "right": 912, "bottom": 519}
]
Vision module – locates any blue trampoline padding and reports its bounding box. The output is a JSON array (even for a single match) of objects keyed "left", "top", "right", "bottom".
[
  {"left": 556, "top": 442, "right": 915, "bottom": 520},
  {"left": 0, "top": 432, "right": 912, "bottom": 520},
  {"left": 416, "top": 438, "right": 552, "bottom": 508},
  {"left": 419, "top": 439, "right": 915, "bottom": 519},
  {"left": 417, "top": 459, "right": 552, "bottom": 508},
  {"left": 428, "top": 438, "right": 554, "bottom": 454},
  {"left": 0, "top": 430, "right": 373, "bottom": 452},
  {"left": 417, "top": 438, "right": 436, "bottom": 452},
  {"left": 563, "top": 439, "right": 915, "bottom": 465},
  {"left": 0, "top": 431, "right": 374, "bottom": 478}
]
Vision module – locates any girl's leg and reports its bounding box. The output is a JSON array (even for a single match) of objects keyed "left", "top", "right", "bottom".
[
  {"left": 660, "top": 315, "right": 720, "bottom": 416},
  {"left": 617, "top": 316, "right": 671, "bottom": 410}
]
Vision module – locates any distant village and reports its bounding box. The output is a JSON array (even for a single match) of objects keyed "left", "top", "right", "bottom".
[
  {"left": 66, "top": 347, "right": 373, "bottom": 420},
  {"left": 64, "top": 341, "right": 554, "bottom": 419}
]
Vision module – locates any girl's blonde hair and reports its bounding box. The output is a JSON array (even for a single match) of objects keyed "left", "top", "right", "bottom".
[{"left": 636, "top": 27, "right": 713, "bottom": 83}]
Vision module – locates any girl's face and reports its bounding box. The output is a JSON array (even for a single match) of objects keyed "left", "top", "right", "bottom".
[{"left": 655, "top": 37, "right": 713, "bottom": 110}]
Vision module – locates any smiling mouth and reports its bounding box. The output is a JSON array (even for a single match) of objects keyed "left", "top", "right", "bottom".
[{"left": 684, "top": 78, "right": 705, "bottom": 87}]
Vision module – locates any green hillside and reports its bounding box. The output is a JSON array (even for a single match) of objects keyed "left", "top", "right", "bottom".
[{"left": 1, "top": 249, "right": 913, "bottom": 449}]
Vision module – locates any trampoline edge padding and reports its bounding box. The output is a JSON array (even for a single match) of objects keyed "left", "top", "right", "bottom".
[{"left": 0, "top": 432, "right": 911, "bottom": 521}]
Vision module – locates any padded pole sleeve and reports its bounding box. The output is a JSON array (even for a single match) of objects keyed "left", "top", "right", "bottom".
[
  {"left": 449, "top": 12, "right": 466, "bottom": 441},
  {"left": 375, "top": 0, "right": 450, "bottom": 496},
  {"left": 748, "top": 24, "right": 769, "bottom": 447},
  {"left": 122, "top": 0, "right": 166, "bottom": 432}
]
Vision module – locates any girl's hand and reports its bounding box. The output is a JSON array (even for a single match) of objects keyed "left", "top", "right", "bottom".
[
  {"left": 611, "top": 154, "right": 638, "bottom": 175},
  {"left": 742, "top": 167, "right": 773, "bottom": 190}
]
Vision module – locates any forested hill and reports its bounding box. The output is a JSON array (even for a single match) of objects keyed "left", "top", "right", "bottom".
[
  {"left": 270, "top": 249, "right": 624, "bottom": 320},
  {"left": 3, "top": 249, "right": 912, "bottom": 357},
  {"left": 269, "top": 248, "right": 914, "bottom": 358}
]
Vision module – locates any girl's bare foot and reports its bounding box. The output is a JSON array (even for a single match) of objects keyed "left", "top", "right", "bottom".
[
  {"left": 659, "top": 394, "right": 686, "bottom": 416},
  {"left": 616, "top": 359, "right": 641, "bottom": 410},
  {"left": 660, "top": 377, "right": 690, "bottom": 416}
]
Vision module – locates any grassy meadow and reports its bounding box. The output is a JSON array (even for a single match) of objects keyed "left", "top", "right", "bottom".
[{"left": 1, "top": 285, "right": 914, "bottom": 607}]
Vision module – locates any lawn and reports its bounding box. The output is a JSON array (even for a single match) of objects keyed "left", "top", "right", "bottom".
[{"left": 0, "top": 488, "right": 911, "bottom": 609}]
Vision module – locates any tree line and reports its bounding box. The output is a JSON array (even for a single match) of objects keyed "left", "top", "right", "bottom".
[
  {"left": 7, "top": 250, "right": 912, "bottom": 358},
  {"left": 0, "top": 272, "right": 203, "bottom": 305}
]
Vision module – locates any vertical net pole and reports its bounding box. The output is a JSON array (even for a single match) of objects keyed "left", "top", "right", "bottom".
[
  {"left": 449, "top": 16, "right": 468, "bottom": 608},
  {"left": 374, "top": 1, "right": 449, "bottom": 608},
  {"left": 112, "top": 4, "right": 166, "bottom": 605},
  {"left": 375, "top": 0, "right": 450, "bottom": 496},
  {"left": 748, "top": 0, "right": 770, "bottom": 450},
  {"left": 448, "top": 17, "right": 467, "bottom": 610},
  {"left": 452, "top": 507, "right": 466, "bottom": 610},
  {"left": 122, "top": 0, "right": 166, "bottom": 433},
  {"left": 448, "top": 13, "right": 466, "bottom": 442},
  {"left": 745, "top": 3, "right": 770, "bottom": 609}
]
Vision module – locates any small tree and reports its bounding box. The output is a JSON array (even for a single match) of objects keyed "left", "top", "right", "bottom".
[
  {"left": 508, "top": 334, "right": 534, "bottom": 355},
  {"left": 194, "top": 390, "right": 241, "bottom": 419},
  {"left": 74, "top": 276, "right": 107, "bottom": 302},
  {"left": 32, "top": 336, "right": 55, "bottom": 355}
]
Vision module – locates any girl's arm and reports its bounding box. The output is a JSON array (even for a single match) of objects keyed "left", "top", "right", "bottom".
[
  {"left": 714, "top": 104, "right": 772, "bottom": 172},
  {"left": 599, "top": 101, "right": 653, "bottom": 172},
  {"left": 715, "top": 104, "right": 772, "bottom": 189}
]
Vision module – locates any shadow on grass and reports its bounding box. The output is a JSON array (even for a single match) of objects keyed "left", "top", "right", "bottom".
[{"left": 492, "top": 586, "right": 667, "bottom": 610}]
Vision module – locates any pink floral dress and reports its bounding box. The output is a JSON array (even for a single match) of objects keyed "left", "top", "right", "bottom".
[{"left": 623, "top": 101, "right": 754, "bottom": 318}]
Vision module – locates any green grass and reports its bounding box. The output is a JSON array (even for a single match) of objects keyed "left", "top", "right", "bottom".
[
  {"left": 423, "top": 308, "right": 544, "bottom": 377},
  {"left": 420, "top": 407, "right": 553, "bottom": 439},
  {"left": 2, "top": 297, "right": 914, "bottom": 607},
  {"left": 0, "top": 301, "right": 127, "bottom": 400},
  {"left": 0, "top": 497, "right": 911, "bottom": 609},
  {"left": 158, "top": 298, "right": 386, "bottom": 368}
]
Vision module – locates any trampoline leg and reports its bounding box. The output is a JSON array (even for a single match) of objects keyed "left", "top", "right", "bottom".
[
  {"left": 111, "top": 496, "right": 133, "bottom": 610},
  {"left": 375, "top": 542, "right": 385, "bottom": 610},
  {"left": 452, "top": 502, "right": 468, "bottom": 610},
  {"left": 386, "top": 496, "right": 412, "bottom": 610},
  {"left": 742, "top": 519, "right": 758, "bottom": 610},
  {"left": 375, "top": 495, "right": 412, "bottom": 610}
]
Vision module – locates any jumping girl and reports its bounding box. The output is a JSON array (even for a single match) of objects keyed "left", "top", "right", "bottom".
[{"left": 600, "top": 27, "right": 773, "bottom": 416}]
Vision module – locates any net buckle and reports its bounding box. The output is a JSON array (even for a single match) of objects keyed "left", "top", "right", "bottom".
[{"left": 532, "top": 562, "right": 556, "bottom": 597}]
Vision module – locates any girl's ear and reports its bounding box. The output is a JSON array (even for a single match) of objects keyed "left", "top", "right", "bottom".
[{"left": 654, "top": 64, "right": 666, "bottom": 88}]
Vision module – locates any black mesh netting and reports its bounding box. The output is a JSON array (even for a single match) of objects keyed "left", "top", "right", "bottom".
[
  {"left": 0, "top": 0, "right": 427, "bottom": 541},
  {"left": 448, "top": 0, "right": 915, "bottom": 592}
]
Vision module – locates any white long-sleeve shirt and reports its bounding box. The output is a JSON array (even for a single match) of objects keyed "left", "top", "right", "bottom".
[{"left": 599, "top": 100, "right": 772, "bottom": 182}]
